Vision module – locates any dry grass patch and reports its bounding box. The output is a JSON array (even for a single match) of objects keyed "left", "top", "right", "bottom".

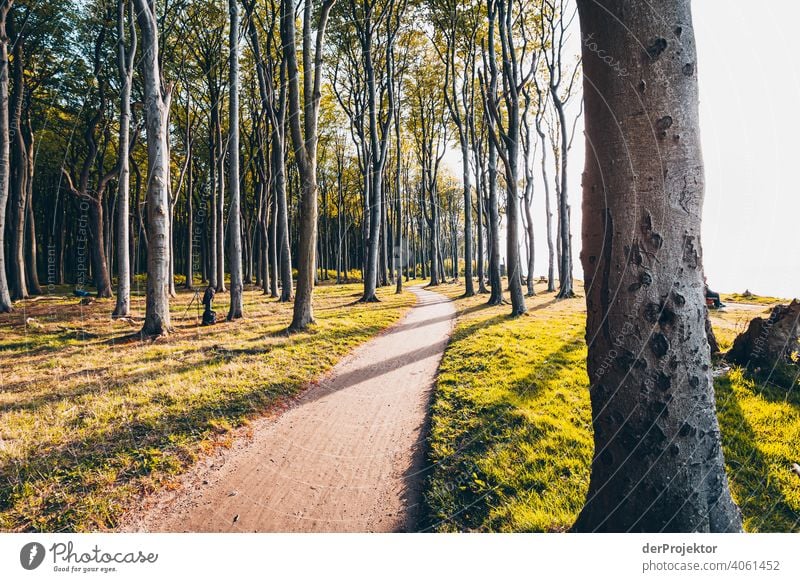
[{"left": 0, "top": 283, "right": 414, "bottom": 532}]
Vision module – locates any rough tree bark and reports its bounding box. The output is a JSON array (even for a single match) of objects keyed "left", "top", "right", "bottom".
[{"left": 573, "top": 0, "right": 742, "bottom": 532}]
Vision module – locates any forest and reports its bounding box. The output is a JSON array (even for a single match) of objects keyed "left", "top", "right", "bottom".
[
  {"left": 0, "top": 0, "right": 581, "bottom": 329},
  {"left": 0, "top": 0, "right": 798, "bottom": 535}
]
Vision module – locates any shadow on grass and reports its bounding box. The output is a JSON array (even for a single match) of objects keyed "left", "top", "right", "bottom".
[
  {"left": 715, "top": 375, "right": 800, "bottom": 532},
  {"left": 422, "top": 329, "right": 586, "bottom": 532},
  {"left": 0, "top": 375, "right": 304, "bottom": 532}
]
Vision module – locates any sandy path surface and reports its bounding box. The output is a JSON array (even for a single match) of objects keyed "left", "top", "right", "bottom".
[{"left": 122, "top": 286, "right": 455, "bottom": 532}]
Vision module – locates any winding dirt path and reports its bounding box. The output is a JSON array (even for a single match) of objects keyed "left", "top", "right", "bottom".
[{"left": 123, "top": 286, "right": 455, "bottom": 532}]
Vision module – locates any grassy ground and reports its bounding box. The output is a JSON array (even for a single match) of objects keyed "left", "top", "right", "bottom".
[
  {"left": 0, "top": 282, "right": 414, "bottom": 532},
  {"left": 424, "top": 281, "right": 799, "bottom": 532},
  {"left": 722, "top": 292, "right": 792, "bottom": 306}
]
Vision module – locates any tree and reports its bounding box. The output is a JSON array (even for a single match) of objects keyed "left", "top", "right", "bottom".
[
  {"left": 112, "top": 0, "right": 136, "bottom": 317},
  {"left": 61, "top": 11, "right": 118, "bottom": 300},
  {"left": 480, "top": 0, "right": 530, "bottom": 316},
  {"left": 0, "top": 0, "right": 13, "bottom": 312},
  {"left": 227, "top": 0, "right": 244, "bottom": 320},
  {"left": 429, "top": 0, "right": 480, "bottom": 298},
  {"left": 281, "top": 0, "right": 336, "bottom": 331},
  {"left": 540, "top": 0, "right": 580, "bottom": 299},
  {"left": 135, "top": 0, "right": 172, "bottom": 337},
  {"left": 340, "top": 0, "right": 406, "bottom": 303},
  {"left": 408, "top": 35, "right": 448, "bottom": 287},
  {"left": 573, "top": 0, "right": 742, "bottom": 532}
]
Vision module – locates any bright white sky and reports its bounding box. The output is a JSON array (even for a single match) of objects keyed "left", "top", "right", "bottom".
[
  {"left": 693, "top": 0, "right": 800, "bottom": 298},
  {"left": 454, "top": 0, "right": 799, "bottom": 299}
]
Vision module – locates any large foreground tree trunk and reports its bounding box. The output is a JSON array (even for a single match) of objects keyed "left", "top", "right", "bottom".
[
  {"left": 135, "top": 0, "right": 172, "bottom": 337},
  {"left": 573, "top": 0, "right": 741, "bottom": 532}
]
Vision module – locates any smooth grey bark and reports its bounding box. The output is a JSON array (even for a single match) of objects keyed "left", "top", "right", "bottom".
[
  {"left": 0, "top": 1, "right": 13, "bottom": 312},
  {"left": 24, "top": 152, "right": 41, "bottom": 295},
  {"left": 540, "top": 0, "right": 578, "bottom": 299},
  {"left": 215, "top": 110, "right": 226, "bottom": 293},
  {"left": 521, "top": 89, "right": 536, "bottom": 297},
  {"left": 573, "top": 0, "right": 742, "bottom": 532},
  {"left": 482, "top": 0, "right": 526, "bottom": 315},
  {"left": 8, "top": 27, "right": 26, "bottom": 300},
  {"left": 486, "top": 133, "right": 502, "bottom": 305},
  {"left": 281, "top": 0, "right": 335, "bottom": 331},
  {"left": 347, "top": 0, "right": 404, "bottom": 303},
  {"left": 226, "top": 0, "right": 243, "bottom": 320},
  {"left": 244, "top": 0, "right": 291, "bottom": 301},
  {"left": 134, "top": 0, "right": 172, "bottom": 337},
  {"left": 113, "top": 0, "right": 135, "bottom": 317}
]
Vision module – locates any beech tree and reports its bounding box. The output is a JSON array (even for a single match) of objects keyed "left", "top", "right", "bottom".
[
  {"left": 429, "top": 0, "right": 480, "bottom": 298},
  {"left": 281, "top": 0, "right": 336, "bottom": 331},
  {"left": 112, "top": 0, "right": 136, "bottom": 317},
  {"left": 0, "top": 0, "right": 14, "bottom": 312},
  {"left": 135, "top": 0, "right": 173, "bottom": 337},
  {"left": 574, "top": 0, "right": 742, "bottom": 532},
  {"left": 480, "top": 0, "right": 530, "bottom": 316},
  {"left": 226, "top": 0, "right": 243, "bottom": 320},
  {"left": 540, "top": 0, "right": 580, "bottom": 299}
]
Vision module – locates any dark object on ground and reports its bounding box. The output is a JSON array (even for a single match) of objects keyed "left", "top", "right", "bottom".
[
  {"left": 202, "top": 286, "right": 217, "bottom": 326},
  {"left": 705, "top": 309, "right": 720, "bottom": 356},
  {"left": 74, "top": 289, "right": 91, "bottom": 298},
  {"left": 704, "top": 284, "right": 725, "bottom": 309},
  {"left": 726, "top": 300, "right": 800, "bottom": 388}
]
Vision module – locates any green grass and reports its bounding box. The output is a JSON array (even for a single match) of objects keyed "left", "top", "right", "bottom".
[
  {"left": 0, "top": 282, "right": 415, "bottom": 532},
  {"left": 716, "top": 368, "right": 800, "bottom": 532},
  {"left": 424, "top": 281, "right": 800, "bottom": 532},
  {"left": 424, "top": 283, "right": 592, "bottom": 532},
  {"left": 721, "top": 292, "right": 793, "bottom": 306}
]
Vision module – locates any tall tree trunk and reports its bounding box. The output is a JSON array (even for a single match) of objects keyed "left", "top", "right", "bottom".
[
  {"left": 553, "top": 95, "right": 574, "bottom": 299},
  {"left": 573, "top": 0, "right": 741, "bottom": 532},
  {"left": 8, "top": 28, "right": 26, "bottom": 300},
  {"left": 541, "top": 135, "right": 556, "bottom": 292},
  {"left": 88, "top": 200, "right": 113, "bottom": 298},
  {"left": 227, "top": 0, "right": 243, "bottom": 320},
  {"left": 0, "top": 1, "right": 13, "bottom": 312},
  {"left": 23, "top": 108, "right": 40, "bottom": 295},
  {"left": 185, "top": 157, "right": 194, "bottom": 289},
  {"left": 475, "top": 171, "right": 487, "bottom": 294},
  {"left": 113, "top": 0, "right": 135, "bottom": 317},
  {"left": 135, "top": 0, "right": 172, "bottom": 337},
  {"left": 215, "top": 112, "right": 226, "bottom": 292},
  {"left": 281, "top": 0, "right": 335, "bottom": 330},
  {"left": 486, "top": 132, "right": 502, "bottom": 305},
  {"left": 208, "top": 105, "right": 218, "bottom": 289}
]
